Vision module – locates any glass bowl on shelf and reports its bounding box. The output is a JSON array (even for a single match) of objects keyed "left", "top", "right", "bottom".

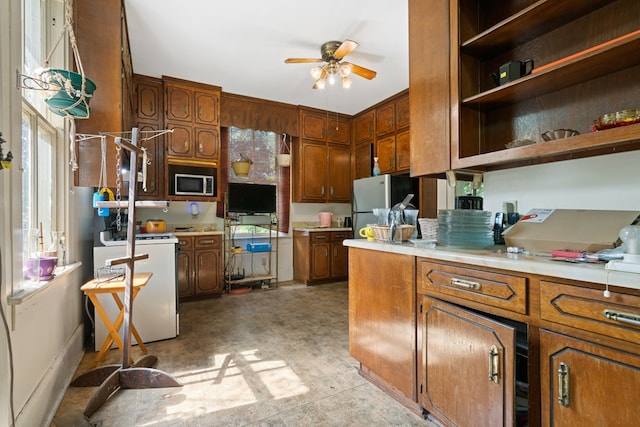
[
  {"left": 591, "top": 109, "right": 640, "bottom": 131},
  {"left": 541, "top": 129, "right": 579, "bottom": 141}
]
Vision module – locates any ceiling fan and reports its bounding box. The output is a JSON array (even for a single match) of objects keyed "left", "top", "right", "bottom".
[{"left": 284, "top": 40, "right": 377, "bottom": 89}]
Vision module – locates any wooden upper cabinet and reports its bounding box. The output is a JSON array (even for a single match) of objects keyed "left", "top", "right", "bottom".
[
  {"left": 327, "top": 144, "right": 351, "bottom": 202},
  {"left": 74, "top": 0, "right": 132, "bottom": 187},
  {"left": 194, "top": 127, "right": 219, "bottom": 159},
  {"left": 166, "top": 85, "right": 192, "bottom": 122},
  {"left": 395, "top": 94, "right": 410, "bottom": 130},
  {"left": 194, "top": 90, "right": 219, "bottom": 126},
  {"left": 396, "top": 130, "right": 411, "bottom": 171},
  {"left": 408, "top": 0, "right": 451, "bottom": 176},
  {"left": 376, "top": 102, "right": 395, "bottom": 136},
  {"left": 300, "top": 109, "right": 327, "bottom": 141},
  {"left": 376, "top": 135, "right": 396, "bottom": 174},
  {"left": 328, "top": 116, "right": 351, "bottom": 144},
  {"left": 133, "top": 74, "right": 165, "bottom": 201},
  {"left": 355, "top": 141, "right": 372, "bottom": 179},
  {"left": 294, "top": 141, "right": 327, "bottom": 202},
  {"left": 163, "top": 76, "right": 221, "bottom": 163},
  {"left": 353, "top": 110, "right": 375, "bottom": 143},
  {"left": 166, "top": 122, "right": 193, "bottom": 157},
  {"left": 135, "top": 76, "right": 162, "bottom": 122}
]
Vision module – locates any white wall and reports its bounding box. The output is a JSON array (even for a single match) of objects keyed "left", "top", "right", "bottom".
[{"left": 483, "top": 151, "right": 640, "bottom": 215}]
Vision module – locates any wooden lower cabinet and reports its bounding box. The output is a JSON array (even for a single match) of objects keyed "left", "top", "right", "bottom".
[
  {"left": 420, "top": 296, "right": 517, "bottom": 427},
  {"left": 349, "top": 249, "right": 640, "bottom": 425},
  {"left": 540, "top": 329, "right": 640, "bottom": 426},
  {"left": 293, "top": 230, "right": 351, "bottom": 285},
  {"left": 177, "top": 235, "right": 222, "bottom": 299},
  {"left": 348, "top": 248, "right": 419, "bottom": 411}
]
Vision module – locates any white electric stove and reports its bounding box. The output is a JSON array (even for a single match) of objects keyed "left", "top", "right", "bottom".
[{"left": 93, "top": 231, "right": 179, "bottom": 350}]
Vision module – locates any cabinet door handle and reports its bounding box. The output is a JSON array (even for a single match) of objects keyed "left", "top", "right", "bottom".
[
  {"left": 184, "top": 140, "right": 189, "bottom": 151},
  {"left": 450, "top": 277, "right": 481, "bottom": 290},
  {"left": 199, "top": 142, "right": 203, "bottom": 153},
  {"left": 149, "top": 102, "right": 154, "bottom": 114},
  {"left": 183, "top": 257, "right": 188, "bottom": 269},
  {"left": 184, "top": 104, "right": 189, "bottom": 115},
  {"left": 315, "top": 235, "right": 327, "bottom": 240},
  {"left": 321, "top": 185, "right": 325, "bottom": 196},
  {"left": 558, "top": 362, "right": 570, "bottom": 407},
  {"left": 325, "top": 248, "right": 328, "bottom": 257},
  {"left": 330, "top": 186, "right": 334, "bottom": 196},
  {"left": 488, "top": 345, "right": 499, "bottom": 383},
  {"left": 199, "top": 106, "right": 203, "bottom": 119},
  {"left": 199, "top": 239, "right": 215, "bottom": 245},
  {"left": 603, "top": 309, "right": 640, "bottom": 326}
]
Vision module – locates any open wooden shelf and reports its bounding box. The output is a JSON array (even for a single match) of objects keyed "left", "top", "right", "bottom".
[
  {"left": 462, "top": 31, "right": 640, "bottom": 109},
  {"left": 461, "top": 0, "right": 615, "bottom": 58}
]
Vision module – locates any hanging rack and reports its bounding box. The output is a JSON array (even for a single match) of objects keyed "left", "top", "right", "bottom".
[
  {"left": 69, "top": 128, "right": 181, "bottom": 417},
  {"left": 76, "top": 129, "right": 174, "bottom": 209}
]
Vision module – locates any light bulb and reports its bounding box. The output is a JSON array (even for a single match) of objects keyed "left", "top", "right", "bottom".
[
  {"left": 620, "top": 225, "right": 640, "bottom": 254},
  {"left": 339, "top": 63, "right": 352, "bottom": 77},
  {"left": 328, "top": 73, "right": 336, "bottom": 86},
  {"left": 342, "top": 76, "right": 352, "bottom": 89},
  {"left": 310, "top": 66, "right": 323, "bottom": 80},
  {"left": 313, "top": 77, "right": 326, "bottom": 90}
]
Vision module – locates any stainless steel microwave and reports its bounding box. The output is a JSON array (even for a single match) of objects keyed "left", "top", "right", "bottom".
[{"left": 174, "top": 173, "right": 215, "bottom": 196}]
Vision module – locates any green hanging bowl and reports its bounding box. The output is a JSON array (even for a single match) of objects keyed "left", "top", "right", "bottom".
[{"left": 42, "top": 69, "right": 96, "bottom": 118}]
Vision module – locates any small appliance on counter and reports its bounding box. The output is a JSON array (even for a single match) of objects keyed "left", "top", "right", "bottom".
[
  {"left": 455, "top": 195, "right": 483, "bottom": 210},
  {"left": 319, "top": 212, "right": 333, "bottom": 227}
]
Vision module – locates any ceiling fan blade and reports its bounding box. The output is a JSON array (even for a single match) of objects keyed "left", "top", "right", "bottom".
[
  {"left": 346, "top": 62, "right": 377, "bottom": 80},
  {"left": 333, "top": 40, "right": 359, "bottom": 60},
  {"left": 285, "top": 58, "right": 323, "bottom": 64}
]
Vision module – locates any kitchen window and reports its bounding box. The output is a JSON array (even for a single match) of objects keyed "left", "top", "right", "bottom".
[
  {"left": 16, "top": 0, "right": 66, "bottom": 292},
  {"left": 228, "top": 127, "right": 277, "bottom": 184},
  {"left": 219, "top": 127, "right": 290, "bottom": 233}
]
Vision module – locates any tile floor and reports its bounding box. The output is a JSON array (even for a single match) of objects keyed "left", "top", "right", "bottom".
[{"left": 53, "top": 282, "right": 438, "bottom": 426}]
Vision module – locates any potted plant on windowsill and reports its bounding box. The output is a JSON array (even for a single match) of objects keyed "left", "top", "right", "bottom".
[{"left": 231, "top": 153, "right": 253, "bottom": 177}]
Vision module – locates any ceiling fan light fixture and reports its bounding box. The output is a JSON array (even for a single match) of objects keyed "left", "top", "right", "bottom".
[
  {"left": 342, "top": 76, "right": 352, "bottom": 89},
  {"left": 310, "top": 66, "right": 323, "bottom": 80},
  {"left": 339, "top": 63, "right": 352, "bottom": 77},
  {"left": 314, "top": 77, "right": 327, "bottom": 90}
]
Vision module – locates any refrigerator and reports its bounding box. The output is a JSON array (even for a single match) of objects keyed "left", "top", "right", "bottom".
[{"left": 351, "top": 174, "right": 419, "bottom": 238}]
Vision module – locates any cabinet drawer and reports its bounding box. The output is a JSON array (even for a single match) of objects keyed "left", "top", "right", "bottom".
[
  {"left": 540, "top": 281, "right": 640, "bottom": 345},
  {"left": 331, "top": 231, "right": 352, "bottom": 241},
  {"left": 177, "top": 236, "right": 193, "bottom": 250},
  {"left": 419, "top": 261, "right": 528, "bottom": 314},
  {"left": 310, "top": 232, "right": 330, "bottom": 243},
  {"left": 194, "top": 235, "right": 221, "bottom": 248}
]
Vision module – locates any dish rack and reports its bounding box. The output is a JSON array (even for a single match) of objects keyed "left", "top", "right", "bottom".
[{"left": 372, "top": 225, "right": 415, "bottom": 242}]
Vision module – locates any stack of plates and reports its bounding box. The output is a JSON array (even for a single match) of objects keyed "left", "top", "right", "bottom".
[{"left": 437, "top": 209, "right": 493, "bottom": 247}]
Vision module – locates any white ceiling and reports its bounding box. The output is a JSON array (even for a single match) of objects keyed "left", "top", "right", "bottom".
[{"left": 123, "top": 0, "right": 409, "bottom": 116}]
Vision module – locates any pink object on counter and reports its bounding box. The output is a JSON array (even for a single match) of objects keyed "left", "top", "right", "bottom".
[{"left": 319, "top": 212, "right": 333, "bottom": 227}]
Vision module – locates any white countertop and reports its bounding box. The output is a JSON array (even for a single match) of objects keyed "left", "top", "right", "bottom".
[
  {"left": 293, "top": 227, "right": 353, "bottom": 233},
  {"left": 343, "top": 239, "right": 640, "bottom": 291}
]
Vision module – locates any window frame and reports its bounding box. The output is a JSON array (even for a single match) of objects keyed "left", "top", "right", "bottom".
[{"left": 15, "top": 0, "right": 67, "bottom": 293}]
